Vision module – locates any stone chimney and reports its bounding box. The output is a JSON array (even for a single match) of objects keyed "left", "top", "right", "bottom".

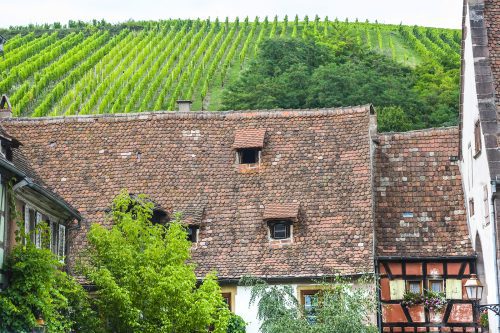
[
  {"left": 0, "top": 95, "right": 12, "bottom": 118},
  {"left": 177, "top": 100, "right": 193, "bottom": 112}
]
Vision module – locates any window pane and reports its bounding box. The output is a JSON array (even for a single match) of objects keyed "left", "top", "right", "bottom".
[
  {"left": 304, "top": 293, "right": 319, "bottom": 324},
  {"left": 430, "top": 280, "right": 443, "bottom": 293},
  {"left": 409, "top": 281, "right": 421, "bottom": 294},
  {"left": 29, "top": 209, "right": 36, "bottom": 244},
  {"left": 58, "top": 224, "right": 66, "bottom": 259},
  {"left": 51, "top": 221, "right": 58, "bottom": 254},
  {"left": 239, "top": 149, "right": 258, "bottom": 164},
  {"left": 272, "top": 223, "right": 288, "bottom": 239}
]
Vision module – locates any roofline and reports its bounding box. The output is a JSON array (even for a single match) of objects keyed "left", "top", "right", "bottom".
[
  {"left": 377, "top": 125, "right": 459, "bottom": 137},
  {"left": 0, "top": 158, "right": 81, "bottom": 221},
  {"left": 458, "top": 0, "right": 468, "bottom": 160},
  {"left": 376, "top": 255, "right": 476, "bottom": 262},
  {"left": 24, "top": 179, "right": 82, "bottom": 221},
  {"left": 0, "top": 104, "right": 374, "bottom": 123},
  {"left": 212, "top": 272, "right": 376, "bottom": 285}
]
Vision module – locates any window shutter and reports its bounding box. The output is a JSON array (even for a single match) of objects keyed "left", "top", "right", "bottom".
[
  {"left": 24, "top": 205, "right": 30, "bottom": 244},
  {"left": 389, "top": 280, "right": 405, "bottom": 300},
  {"left": 58, "top": 224, "right": 66, "bottom": 260},
  {"left": 446, "top": 279, "right": 462, "bottom": 299},
  {"left": 483, "top": 185, "right": 490, "bottom": 226}
]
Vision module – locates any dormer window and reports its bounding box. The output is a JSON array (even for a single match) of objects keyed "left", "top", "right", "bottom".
[
  {"left": 263, "top": 203, "right": 300, "bottom": 244},
  {"left": 232, "top": 128, "right": 266, "bottom": 168},
  {"left": 269, "top": 220, "right": 291, "bottom": 240},
  {"left": 187, "top": 225, "right": 199, "bottom": 243},
  {"left": 237, "top": 148, "right": 260, "bottom": 165}
]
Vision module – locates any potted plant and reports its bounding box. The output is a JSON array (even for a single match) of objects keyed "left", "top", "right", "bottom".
[
  {"left": 424, "top": 290, "right": 447, "bottom": 323},
  {"left": 402, "top": 291, "right": 425, "bottom": 322},
  {"left": 479, "top": 310, "right": 489, "bottom": 332}
]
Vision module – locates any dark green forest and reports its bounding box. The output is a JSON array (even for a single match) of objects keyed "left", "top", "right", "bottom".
[{"left": 222, "top": 33, "right": 460, "bottom": 132}]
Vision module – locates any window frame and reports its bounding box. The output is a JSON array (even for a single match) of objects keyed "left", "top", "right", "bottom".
[
  {"left": 23, "top": 204, "right": 66, "bottom": 261},
  {"left": 187, "top": 225, "right": 199, "bottom": 243},
  {"left": 236, "top": 148, "right": 261, "bottom": 165},
  {"left": 469, "top": 198, "right": 474, "bottom": 217},
  {"left": 474, "top": 120, "right": 481, "bottom": 157},
  {"left": 428, "top": 279, "right": 444, "bottom": 293},
  {"left": 268, "top": 220, "right": 292, "bottom": 240},
  {"left": 300, "top": 289, "right": 321, "bottom": 324},
  {"left": 406, "top": 280, "right": 423, "bottom": 295}
]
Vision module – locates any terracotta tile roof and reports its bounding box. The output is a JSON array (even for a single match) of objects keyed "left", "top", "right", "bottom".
[
  {"left": 232, "top": 128, "right": 266, "bottom": 149},
  {"left": 1, "top": 106, "right": 375, "bottom": 279},
  {"left": 375, "top": 127, "right": 474, "bottom": 257},
  {"left": 263, "top": 203, "right": 300, "bottom": 220}
]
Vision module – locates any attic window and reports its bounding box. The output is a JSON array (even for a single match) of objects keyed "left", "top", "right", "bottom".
[
  {"left": 187, "top": 225, "right": 199, "bottom": 243},
  {"left": 269, "top": 220, "right": 291, "bottom": 240},
  {"left": 232, "top": 128, "right": 266, "bottom": 166},
  {"left": 237, "top": 148, "right": 260, "bottom": 165}
]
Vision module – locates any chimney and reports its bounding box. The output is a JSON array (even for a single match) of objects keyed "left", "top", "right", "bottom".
[
  {"left": 0, "top": 95, "right": 12, "bottom": 118},
  {"left": 177, "top": 100, "right": 193, "bottom": 112}
]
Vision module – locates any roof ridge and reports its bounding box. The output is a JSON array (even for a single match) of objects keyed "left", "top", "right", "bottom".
[
  {"left": 0, "top": 105, "right": 373, "bottom": 123},
  {"left": 378, "top": 125, "right": 458, "bottom": 137}
]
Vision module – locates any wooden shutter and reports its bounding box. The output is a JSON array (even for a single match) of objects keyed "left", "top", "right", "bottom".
[
  {"left": 389, "top": 280, "right": 405, "bottom": 300},
  {"left": 446, "top": 279, "right": 462, "bottom": 299},
  {"left": 474, "top": 120, "right": 481, "bottom": 155}
]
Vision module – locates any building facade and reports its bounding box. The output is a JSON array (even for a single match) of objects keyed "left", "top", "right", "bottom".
[
  {"left": 0, "top": 98, "right": 81, "bottom": 289},
  {"left": 376, "top": 129, "right": 479, "bottom": 332},
  {"left": 0, "top": 105, "right": 480, "bottom": 331},
  {"left": 460, "top": 0, "right": 500, "bottom": 332}
]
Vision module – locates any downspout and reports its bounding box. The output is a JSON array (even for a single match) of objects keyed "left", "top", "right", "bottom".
[{"left": 491, "top": 181, "right": 500, "bottom": 332}]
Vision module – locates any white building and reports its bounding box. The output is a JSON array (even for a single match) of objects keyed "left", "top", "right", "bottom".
[{"left": 460, "top": 0, "right": 500, "bottom": 332}]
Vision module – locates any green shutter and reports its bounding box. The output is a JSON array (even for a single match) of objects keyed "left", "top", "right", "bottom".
[
  {"left": 389, "top": 279, "right": 405, "bottom": 300},
  {"left": 446, "top": 279, "right": 462, "bottom": 299}
]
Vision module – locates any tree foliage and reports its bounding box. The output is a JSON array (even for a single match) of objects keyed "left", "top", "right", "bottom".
[
  {"left": 81, "top": 190, "right": 230, "bottom": 333},
  {"left": 0, "top": 182, "right": 97, "bottom": 333},
  {"left": 241, "top": 276, "right": 377, "bottom": 333},
  {"left": 221, "top": 35, "right": 460, "bottom": 132}
]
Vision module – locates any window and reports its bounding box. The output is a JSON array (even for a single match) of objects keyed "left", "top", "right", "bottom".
[
  {"left": 24, "top": 205, "right": 66, "bottom": 260},
  {"left": 469, "top": 198, "right": 475, "bottom": 217},
  {"left": 237, "top": 148, "right": 260, "bottom": 165},
  {"left": 407, "top": 280, "right": 422, "bottom": 294},
  {"left": 187, "top": 225, "right": 199, "bottom": 243},
  {"left": 222, "top": 292, "right": 232, "bottom": 310},
  {"left": 483, "top": 185, "right": 490, "bottom": 225},
  {"left": 301, "top": 290, "right": 320, "bottom": 324},
  {"left": 474, "top": 120, "right": 481, "bottom": 156},
  {"left": 269, "top": 221, "right": 291, "bottom": 240},
  {"left": 429, "top": 280, "right": 443, "bottom": 293}
]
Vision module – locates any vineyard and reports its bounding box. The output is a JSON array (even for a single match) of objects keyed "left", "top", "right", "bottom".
[{"left": 0, "top": 17, "right": 461, "bottom": 117}]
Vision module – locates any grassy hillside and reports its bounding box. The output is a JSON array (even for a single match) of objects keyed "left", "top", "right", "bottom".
[{"left": 0, "top": 17, "right": 461, "bottom": 117}]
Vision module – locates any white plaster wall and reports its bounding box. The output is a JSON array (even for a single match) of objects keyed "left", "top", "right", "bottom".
[{"left": 461, "top": 5, "right": 500, "bottom": 332}]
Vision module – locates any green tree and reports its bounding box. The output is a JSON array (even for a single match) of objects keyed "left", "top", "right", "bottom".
[
  {"left": 242, "top": 276, "right": 377, "bottom": 333},
  {"left": 82, "top": 190, "right": 230, "bottom": 333},
  {"left": 377, "top": 106, "right": 413, "bottom": 132},
  {"left": 0, "top": 195, "right": 98, "bottom": 333}
]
